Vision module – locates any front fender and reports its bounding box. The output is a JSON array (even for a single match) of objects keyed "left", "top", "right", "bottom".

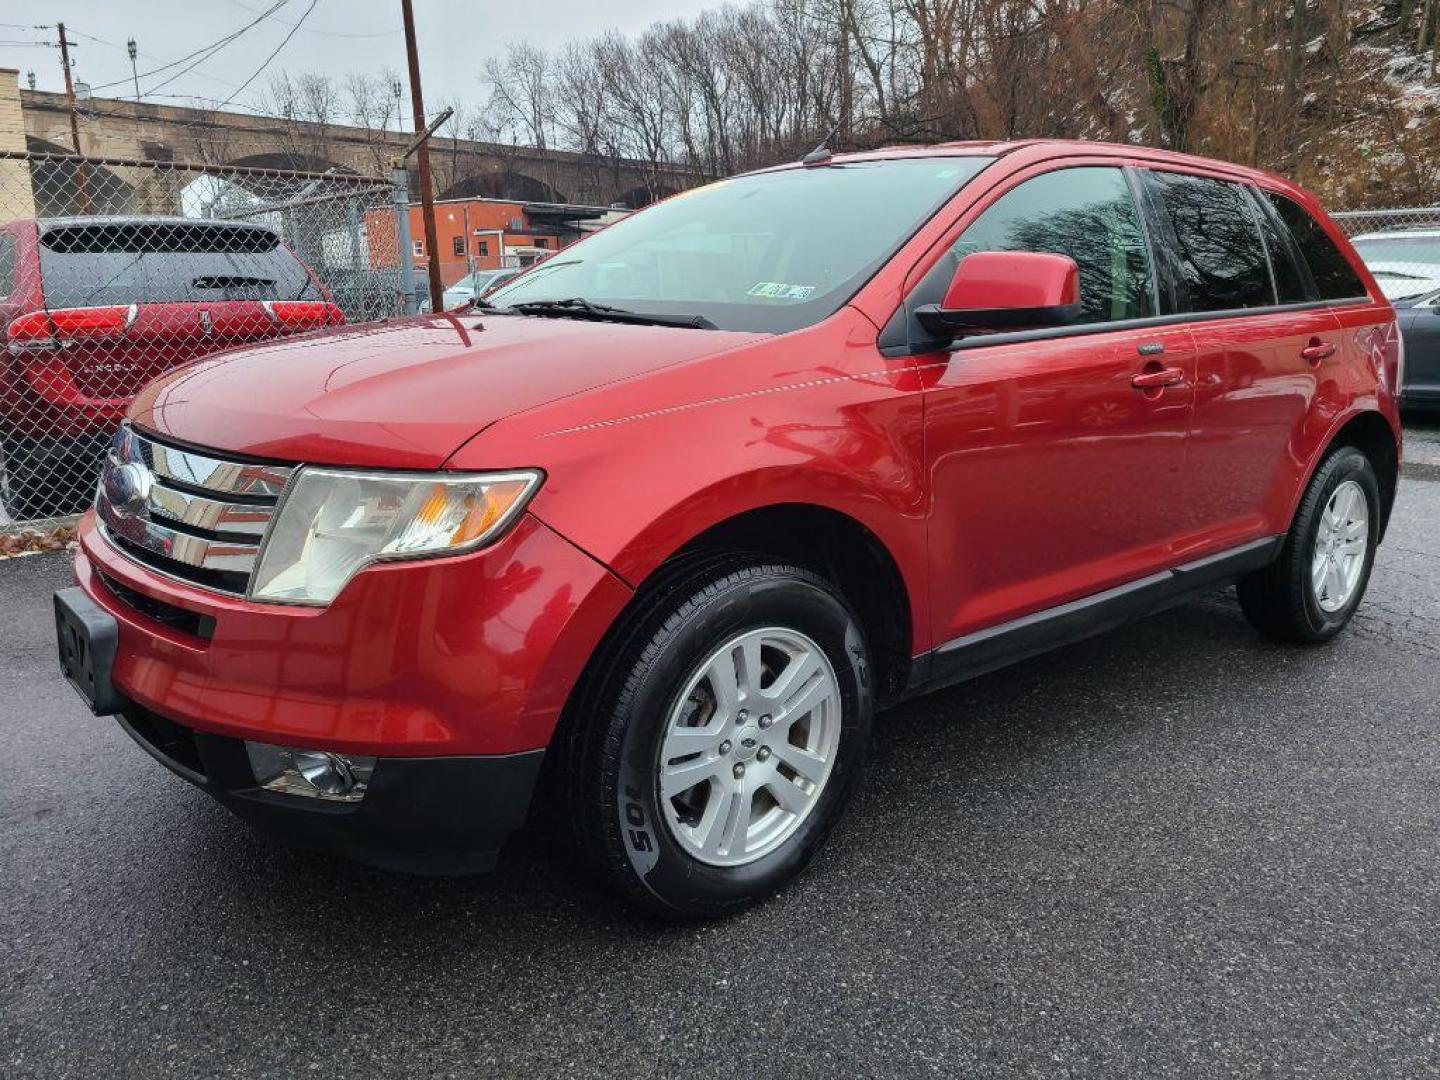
[{"left": 449, "top": 308, "right": 933, "bottom": 649}]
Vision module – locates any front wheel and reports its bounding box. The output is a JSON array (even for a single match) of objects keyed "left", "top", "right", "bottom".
[
  {"left": 0, "top": 430, "right": 103, "bottom": 522},
  {"left": 0, "top": 433, "right": 46, "bottom": 522},
  {"left": 566, "top": 560, "right": 873, "bottom": 920},
  {"left": 1237, "top": 445, "right": 1381, "bottom": 643}
]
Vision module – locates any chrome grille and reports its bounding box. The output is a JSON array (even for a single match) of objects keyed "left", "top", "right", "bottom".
[{"left": 95, "top": 425, "right": 295, "bottom": 596}]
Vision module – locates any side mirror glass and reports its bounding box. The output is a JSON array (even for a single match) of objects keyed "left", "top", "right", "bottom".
[{"left": 916, "top": 250, "right": 1083, "bottom": 338}]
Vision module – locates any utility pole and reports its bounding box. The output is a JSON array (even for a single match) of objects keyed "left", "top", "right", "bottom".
[
  {"left": 463, "top": 202, "right": 472, "bottom": 275},
  {"left": 127, "top": 38, "right": 141, "bottom": 102},
  {"left": 400, "top": 0, "right": 443, "bottom": 314},
  {"left": 56, "top": 23, "right": 89, "bottom": 214}
]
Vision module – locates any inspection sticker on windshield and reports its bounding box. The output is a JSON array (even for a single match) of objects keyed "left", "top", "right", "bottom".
[{"left": 747, "top": 281, "right": 816, "bottom": 301}]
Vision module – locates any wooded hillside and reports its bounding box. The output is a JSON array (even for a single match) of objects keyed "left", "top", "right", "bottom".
[{"left": 474, "top": 0, "right": 1438, "bottom": 207}]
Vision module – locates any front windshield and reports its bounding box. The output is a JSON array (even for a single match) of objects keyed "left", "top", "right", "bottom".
[{"left": 488, "top": 156, "right": 994, "bottom": 333}]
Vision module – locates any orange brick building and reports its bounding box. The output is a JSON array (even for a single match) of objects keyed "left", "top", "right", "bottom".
[{"left": 367, "top": 197, "right": 619, "bottom": 287}]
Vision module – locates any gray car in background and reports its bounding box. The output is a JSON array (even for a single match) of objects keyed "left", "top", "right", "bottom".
[{"left": 1351, "top": 230, "right": 1440, "bottom": 408}]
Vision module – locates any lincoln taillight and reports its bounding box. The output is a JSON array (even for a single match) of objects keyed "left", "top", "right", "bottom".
[
  {"left": 262, "top": 300, "right": 344, "bottom": 330},
  {"left": 7, "top": 305, "right": 136, "bottom": 350}
]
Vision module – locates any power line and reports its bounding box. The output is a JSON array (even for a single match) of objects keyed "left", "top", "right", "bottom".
[
  {"left": 140, "top": 32, "right": 262, "bottom": 98},
  {"left": 62, "top": 25, "right": 243, "bottom": 88},
  {"left": 140, "top": 2, "right": 294, "bottom": 98},
  {"left": 58, "top": 26, "right": 127, "bottom": 50},
  {"left": 65, "top": 0, "right": 319, "bottom": 144},
  {"left": 229, "top": 0, "right": 396, "bottom": 39},
  {"left": 84, "top": 1, "right": 289, "bottom": 93},
  {"left": 203, "top": 0, "right": 320, "bottom": 114}
]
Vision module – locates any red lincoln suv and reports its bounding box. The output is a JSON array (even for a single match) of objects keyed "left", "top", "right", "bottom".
[
  {"left": 1, "top": 216, "right": 342, "bottom": 520},
  {"left": 54, "top": 141, "right": 1402, "bottom": 919}
]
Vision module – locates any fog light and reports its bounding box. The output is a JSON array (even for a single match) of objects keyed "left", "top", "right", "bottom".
[{"left": 245, "top": 741, "right": 376, "bottom": 803}]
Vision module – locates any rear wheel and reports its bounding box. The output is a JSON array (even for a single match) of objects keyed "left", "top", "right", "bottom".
[
  {"left": 565, "top": 559, "right": 873, "bottom": 920},
  {"left": 1237, "top": 445, "right": 1380, "bottom": 643}
]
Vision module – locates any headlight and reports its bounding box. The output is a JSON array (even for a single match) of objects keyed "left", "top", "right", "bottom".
[{"left": 250, "top": 468, "right": 542, "bottom": 605}]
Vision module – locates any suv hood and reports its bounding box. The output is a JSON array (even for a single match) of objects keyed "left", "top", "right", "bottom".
[{"left": 130, "top": 313, "right": 767, "bottom": 467}]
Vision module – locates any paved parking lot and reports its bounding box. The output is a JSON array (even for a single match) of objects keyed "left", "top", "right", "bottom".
[{"left": 3, "top": 419, "right": 1439, "bottom": 1080}]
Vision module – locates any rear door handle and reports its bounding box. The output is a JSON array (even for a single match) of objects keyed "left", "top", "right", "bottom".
[
  {"left": 1301, "top": 340, "right": 1337, "bottom": 363},
  {"left": 1131, "top": 365, "right": 1186, "bottom": 390}
]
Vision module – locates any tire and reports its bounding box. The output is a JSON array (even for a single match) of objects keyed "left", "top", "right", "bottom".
[
  {"left": 0, "top": 434, "right": 45, "bottom": 522},
  {"left": 1237, "top": 444, "right": 1381, "bottom": 643},
  {"left": 564, "top": 557, "right": 873, "bottom": 920},
  {"left": 0, "top": 431, "right": 104, "bottom": 522}
]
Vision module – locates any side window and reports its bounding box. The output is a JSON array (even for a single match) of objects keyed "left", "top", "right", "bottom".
[
  {"left": 950, "top": 167, "right": 1155, "bottom": 324},
  {"left": 1149, "top": 172, "right": 1273, "bottom": 312},
  {"left": 1247, "top": 189, "right": 1310, "bottom": 303},
  {"left": 1263, "top": 191, "right": 1368, "bottom": 301},
  {"left": 0, "top": 233, "right": 15, "bottom": 299}
]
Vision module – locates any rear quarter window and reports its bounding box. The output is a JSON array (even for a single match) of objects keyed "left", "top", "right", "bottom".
[
  {"left": 1262, "top": 192, "right": 1368, "bottom": 301},
  {"left": 38, "top": 221, "right": 317, "bottom": 308}
]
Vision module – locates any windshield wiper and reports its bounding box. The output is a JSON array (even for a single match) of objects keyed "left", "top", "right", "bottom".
[{"left": 507, "top": 297, "right": 715, "bottom": 330}]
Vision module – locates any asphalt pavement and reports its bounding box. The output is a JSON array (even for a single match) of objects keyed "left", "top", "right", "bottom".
[{"left": 3, "top": 419, "right": 1439, "bottom": 1079}]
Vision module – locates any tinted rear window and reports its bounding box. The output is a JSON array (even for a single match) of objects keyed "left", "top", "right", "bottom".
[
  {"left": 1262, "top": 192, "right": 1368, "bottom": 301},
  {"left": 1249, "top": 189, "right": 1310, "bottom": 303},
  {"left": 1150, "top": 172, "right": 1273, "bottom": 312},
  {"left": 39, "top": 221, "right": 316, "bottom": 307}
]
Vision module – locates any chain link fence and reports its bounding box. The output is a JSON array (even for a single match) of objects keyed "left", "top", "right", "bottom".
[
  {"left": 1331, "top": 207, "right": 1440, "bottom": 304},
  {"left": 0, "top": 150, "right": 417, "bottom": 532}
]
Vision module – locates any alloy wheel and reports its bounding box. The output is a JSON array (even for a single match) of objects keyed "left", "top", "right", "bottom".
[
  {"left": 1311, "top": 479, "right": 1369, "bottom": 613},
  {"left": 656, "top": 626, "right": 842, "bottom": 867}
]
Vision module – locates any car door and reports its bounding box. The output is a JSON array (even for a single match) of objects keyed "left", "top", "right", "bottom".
[
  {"left": 1139, "top": 170, "right": 1348, "bottom": 555},
  {"left": 914, "top": 164, "right": 1198, "bottom": 646}
]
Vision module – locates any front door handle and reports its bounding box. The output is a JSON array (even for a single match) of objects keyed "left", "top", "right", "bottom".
[
  {"left": 1301, "top": 339, "right": 1337, "bottom": 363},
  {"left": 1131, "top": 365, "right": 1186, "bottom": 390}
]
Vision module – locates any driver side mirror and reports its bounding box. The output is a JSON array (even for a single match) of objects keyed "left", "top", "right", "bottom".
[{"left": 916, "top": 250, "right": 1083, "bottom": 338}]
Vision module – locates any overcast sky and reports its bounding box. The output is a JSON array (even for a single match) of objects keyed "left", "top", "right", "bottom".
[{"left": 2, "top": 0, "right": 715, "bottom": 120}]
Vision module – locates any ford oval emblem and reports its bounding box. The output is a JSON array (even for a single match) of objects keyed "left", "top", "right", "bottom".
[{"left": 103, "top": 461, "right": 153, "bottom": 517}]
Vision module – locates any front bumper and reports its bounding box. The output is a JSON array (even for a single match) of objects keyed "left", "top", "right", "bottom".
[
  {"left": 118, "top": 700, "right": 543, "bottom": 874},
  {"left": 62, "top": 507, "right": 634, "bottom": 873},
  {"left": 72, "top": 509, "right": 631, "bottom": 757},
  {"left": 57, "top": 580, "right": 548, "bottom": 874}
]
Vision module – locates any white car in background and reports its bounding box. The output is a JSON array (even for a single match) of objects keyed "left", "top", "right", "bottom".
[
  {"left": 422, "top": 267, "right": 524, "bottom": 312},
  {"left": 1350, "top": 229, "right": 1440, "bottom": 300}
]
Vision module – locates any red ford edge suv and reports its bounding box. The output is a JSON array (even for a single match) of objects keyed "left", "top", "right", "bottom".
[{"left": 54, "top": 141, "right": 1402, "bottom": 919}]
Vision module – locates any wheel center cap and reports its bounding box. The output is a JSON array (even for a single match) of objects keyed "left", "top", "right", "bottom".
[{"left": 733, "top": 727, "right": 761, "bottom": 761}]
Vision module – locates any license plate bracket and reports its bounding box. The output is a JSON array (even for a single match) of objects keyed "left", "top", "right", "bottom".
[{"left": 54, "top": 586, "right": 124, "bottom": 715}]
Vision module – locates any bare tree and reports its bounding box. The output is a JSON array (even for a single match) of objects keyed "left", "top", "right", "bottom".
[
  {"left": 257, "top": 0, "right": 1439, "bottom": 211},
  {"left": 343, "top": 70, "right": 404, "bottom": 175}
]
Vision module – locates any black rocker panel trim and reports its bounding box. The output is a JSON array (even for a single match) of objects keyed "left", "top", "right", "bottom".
[{"left": 903, "top": 536, "right": 1281, "bottom": 699}]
